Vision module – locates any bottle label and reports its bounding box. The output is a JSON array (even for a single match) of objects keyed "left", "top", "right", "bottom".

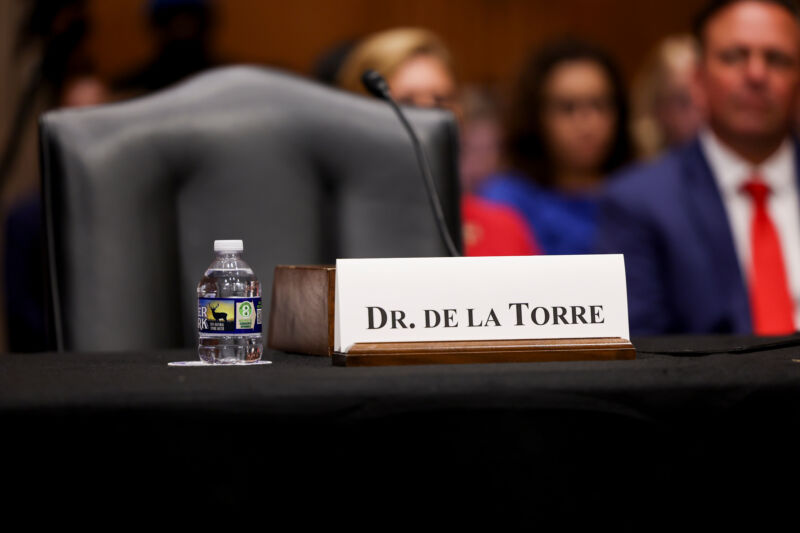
[{"left": 198, "top": 297, "right": 262, "bottom": 334}]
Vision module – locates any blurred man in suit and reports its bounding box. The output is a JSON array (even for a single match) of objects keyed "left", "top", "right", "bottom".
[{"left": 597, "top": 0, "right": 800, "bottom": 335}]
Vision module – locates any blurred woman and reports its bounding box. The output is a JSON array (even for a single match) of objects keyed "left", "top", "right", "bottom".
[
  {"left": 631, "top": 34, "right": 703, "bottom": 159},
  {"left": 478, "top": 38, "right": 632, "bottom": 255},
  {"left": 338, "top": 28, "right": 459, "bottom": 114},
  {"left": 338, "top": 27, "right": 538, "bottom": 256}
]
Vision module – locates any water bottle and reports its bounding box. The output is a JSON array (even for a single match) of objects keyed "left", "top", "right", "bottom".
[{"left": 197, "top": 239, "right": 263, "bottom": 363}]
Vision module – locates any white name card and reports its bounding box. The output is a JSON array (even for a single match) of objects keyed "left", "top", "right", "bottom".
[{"left": 334, "top": 255, "right": 629, "bottom": 353}]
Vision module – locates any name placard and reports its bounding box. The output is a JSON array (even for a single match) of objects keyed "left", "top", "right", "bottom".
[{"left": 334, "top": 255, "right": 629, "bottom": 353}]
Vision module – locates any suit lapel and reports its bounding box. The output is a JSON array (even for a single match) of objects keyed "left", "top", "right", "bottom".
[{"left": 680, "top": 139, "right": 752, "bottom": 333}]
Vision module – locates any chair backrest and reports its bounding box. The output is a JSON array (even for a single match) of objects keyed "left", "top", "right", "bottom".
[{"left": 40, "top": 66, "right": 461, "bottom": 352}]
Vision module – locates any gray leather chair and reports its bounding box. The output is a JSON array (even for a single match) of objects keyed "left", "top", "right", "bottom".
[{"left": 40, "top": 66, "right": 461, "bottom": 352}]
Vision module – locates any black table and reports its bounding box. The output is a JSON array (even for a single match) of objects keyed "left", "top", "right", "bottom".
[{"left": 3, "top": 336, "right": 800, "bottom": 527}]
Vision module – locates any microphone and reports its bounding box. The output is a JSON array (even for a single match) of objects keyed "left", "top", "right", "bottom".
[
  {"left": 361, "top": 69, "right": 391, "bottom": 99},
  {"left": 361, "top": 69, "right": 460, "bottom": 257}
]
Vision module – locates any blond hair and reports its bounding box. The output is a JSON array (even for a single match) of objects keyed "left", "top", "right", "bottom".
[
  {"left": 337, "top": 27, "right": 455, "bottom": 95},
  {"left": 631, "top": 34, "right": 700, "bottom": 158}
]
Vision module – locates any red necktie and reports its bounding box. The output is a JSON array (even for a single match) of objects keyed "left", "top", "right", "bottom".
[{"left": 741, "top": 177, "right": 796, "bottom": 335}]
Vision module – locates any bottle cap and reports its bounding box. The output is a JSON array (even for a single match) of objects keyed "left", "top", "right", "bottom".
[{"left": 214, "top": 239, "right": 244, "bottom": 252}]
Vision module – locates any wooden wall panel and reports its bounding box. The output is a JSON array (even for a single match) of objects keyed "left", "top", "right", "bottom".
[{"left": 86, "top": 0, "right": 702, "bottom": 85}]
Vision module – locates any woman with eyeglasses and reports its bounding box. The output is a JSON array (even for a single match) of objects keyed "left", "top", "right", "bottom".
[{"left": 478, "top": 38, "right": 633, "bottom": 255}]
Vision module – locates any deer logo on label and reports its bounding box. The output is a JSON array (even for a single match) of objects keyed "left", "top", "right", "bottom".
[{"left": 208, "top": 303, "right": 228, "bottom": 322}]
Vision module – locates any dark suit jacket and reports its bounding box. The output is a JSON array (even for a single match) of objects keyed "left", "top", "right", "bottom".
[{"left": 596, "top": 137, "right": 762, "bottom": 335}]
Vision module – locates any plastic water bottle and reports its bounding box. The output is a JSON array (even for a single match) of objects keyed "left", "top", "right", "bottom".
[{"left": 197, "top": 239, "right": 263, "bottom": 363}]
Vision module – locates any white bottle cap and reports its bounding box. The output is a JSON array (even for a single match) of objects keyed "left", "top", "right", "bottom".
[{"left": 214, "top": 239, "right": 244, "bottom": 252}]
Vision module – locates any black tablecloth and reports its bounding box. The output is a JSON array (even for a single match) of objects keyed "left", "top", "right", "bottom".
[{"left": 3, "top": 336, "right": 800, "bottom": 526}]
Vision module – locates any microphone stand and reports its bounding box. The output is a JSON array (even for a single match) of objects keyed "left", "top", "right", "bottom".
[{"left": 361, "top": 70, "right": 460, "bottom": 257}]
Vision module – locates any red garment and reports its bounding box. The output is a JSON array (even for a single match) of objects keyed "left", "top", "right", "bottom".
[
  {"left": 461, "top": 195, "right": 540, "bottom": 256},
  {"left": 741, "top": 178, "right": 795, "bottom": 335}
]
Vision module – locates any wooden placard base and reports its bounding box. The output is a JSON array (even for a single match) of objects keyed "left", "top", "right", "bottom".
[
  {"left": 333, "top": 337, "right": 635, "bottom": 366},
  {"left": 267, "top": 265, "right": 335, "bottom": 356},
  {"left": 267, "top": 265, "right": 636, "bottom": 366}
]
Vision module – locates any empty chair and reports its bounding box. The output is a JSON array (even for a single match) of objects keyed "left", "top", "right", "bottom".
[{"left": 40, "top": 66, "right": 461, "bottom": 351}]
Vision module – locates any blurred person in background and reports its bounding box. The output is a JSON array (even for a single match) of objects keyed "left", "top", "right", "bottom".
[
  {"left": 1, "top": 0, "right": 108, "bottom": 193},
  {"left": 337, "top": 27, "right": 538, "bottom": 256},
  {"left": 113, "top": 0, "right": 221, "bottom": 97},
  {"left": 478, "top": 38, "right": 632, "bottom": 255},
  {"left": 597, "top": 0, "right": 800, "bottom": 336},
  {"left": 631, "top": 34, "right": 705, "bottom": 159},
  {"left": 459, "top": 86, "right": 504, "bottom": 193},
  {"left": 338, "top": 28, "right": 461, "bottom": 114},
  {"left": 2, "top": 0, "right": 109, "bottom": 353},
  {"left": 14, "top": 0, "right": 109, "bottom": 109}
]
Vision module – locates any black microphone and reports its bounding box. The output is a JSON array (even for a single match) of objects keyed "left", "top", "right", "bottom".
[{"left": 361, "top": 69, "right": 460, "bottom": 257}]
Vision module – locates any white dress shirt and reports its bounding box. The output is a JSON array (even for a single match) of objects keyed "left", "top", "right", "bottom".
[{"left": 700, "top": 128, "right": 800, "bottom": 327}]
